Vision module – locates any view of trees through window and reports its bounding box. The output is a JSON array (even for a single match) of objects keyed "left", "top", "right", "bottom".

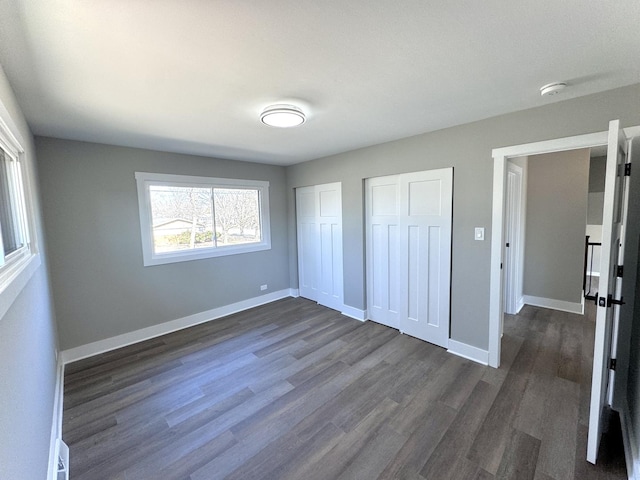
[
  {"left": 0, "top": 147, "right": 27, "bottom": 260},
  {"left": 149, "top": 185, "right": 261, "bottom": 254}
]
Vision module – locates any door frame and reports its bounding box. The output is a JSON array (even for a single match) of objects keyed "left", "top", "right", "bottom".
[{"left": 488, "top": 125, "right": 640, "bottom": 368}]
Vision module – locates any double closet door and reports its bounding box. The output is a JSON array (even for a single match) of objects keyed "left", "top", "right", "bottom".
[
  {"left": 296, "top": 183, "right": 344, "bottom": 312},
  {"left": 366, "top": 168, "right": 453, "bottom": 348}
]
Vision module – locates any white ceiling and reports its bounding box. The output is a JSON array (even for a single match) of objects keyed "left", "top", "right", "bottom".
[{"left": 0, "top": 1, "right": 639, "bottom": 166}]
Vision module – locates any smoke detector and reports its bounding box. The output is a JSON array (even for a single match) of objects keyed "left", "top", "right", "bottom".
[{"left": 540, "top": 82, "right": 567, "bottom": 96}]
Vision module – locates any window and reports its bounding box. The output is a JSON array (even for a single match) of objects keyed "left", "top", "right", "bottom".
[
  {"left": 0, "top": 120, "right": 34, "bottom": 291},
  {"left": 135, "top": 172, "right": 271, "bottom": 266}
]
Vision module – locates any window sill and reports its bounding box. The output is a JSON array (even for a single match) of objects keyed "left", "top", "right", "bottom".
[
  {"left": 143, "top": 242, "right": 271, "bottom": 266},
  {"left": 0, "top": 252, "right": 41, "bottom": 319}
]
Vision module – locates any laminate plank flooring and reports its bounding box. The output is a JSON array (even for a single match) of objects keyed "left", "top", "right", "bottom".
[{"left": 63, "top": 296, "right": 626, "bottom": 479}]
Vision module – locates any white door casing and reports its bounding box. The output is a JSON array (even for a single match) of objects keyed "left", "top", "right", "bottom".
[
  {"left": 489, "top": 125, "right": 640, "bottom": 367},
  {"left": 296, "top": 183, "right": 344, "bottom": 312},
  {"left": 366, "top": 168, "right": 453, "bottom": 348},
  {"left": 587, "top": 120, "right": 628, "bottom": 463}
]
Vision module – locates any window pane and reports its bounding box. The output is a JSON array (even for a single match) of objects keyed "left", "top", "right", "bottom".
[
  {"left": 0, "top": 150, "right": 24, "bottom": 256},
  {"left": 149, "top": 185, "right": 214, "bottom": 254},
  {"left": 213, "top": 188, "right": 261, "bottom": 246}
]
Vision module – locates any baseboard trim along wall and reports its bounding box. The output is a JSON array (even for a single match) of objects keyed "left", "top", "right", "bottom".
[
  {"left": 522, "top": 295, "right": 584, "bottom": 315},
  {"left": 341, "top": 305, "right": 367, "bottom": 321},
  {"left": 516, "top": 296, "right": 525, "bottom": 315},
  {"left": 619, "top": 398, "right": 640, "bottom": 480},
  {"left": 447, "top": 339, "right": 489, "bottom": 366},
  {"left": 47, "top": 357, "right": 65, "bottom": 480},
  {"left": 61, "top": 289, "right": 293, "bottom": 364},
  {"left": 289, "top": 288, "right": 300, "bottom": 297}
]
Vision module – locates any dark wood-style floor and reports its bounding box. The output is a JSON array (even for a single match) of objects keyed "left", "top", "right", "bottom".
[{"left": 63, "top": 297, "right": 626, "bottom": 479}]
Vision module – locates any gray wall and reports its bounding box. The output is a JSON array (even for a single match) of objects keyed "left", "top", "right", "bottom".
[
  {"left": 36, "top": 138, "right": 289, "bottom": 350},
  {"left": 286, "top": 83, "right": 640, "bottom": 350},
  {"left": 523, "top": 149, "right": 589, "bottom": 304},
  {"left": 587, "top": 156, "right": 606, "bottom": 225},
  {"left": 0, "top": 67, "right": 59, "bottom": 479}
]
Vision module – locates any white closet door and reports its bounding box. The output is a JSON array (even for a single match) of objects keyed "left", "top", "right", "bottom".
[
  {"left": 296, "top": 183, "right": 343, "bottom": 311},
  {"left": 366, "top": 168, "right": 453, "bottom": 348},
  {"left": 316, "top": 183, "right": 344, "bottom": 311},
  {"left": 366, "top": 175, "right": 401, "bottom": 329},
  {"left": 296, "top": 186, "right": 318, "bottom": 301},
  {"left": 398, "top": 169, "right": 452, "bottom": 348}
]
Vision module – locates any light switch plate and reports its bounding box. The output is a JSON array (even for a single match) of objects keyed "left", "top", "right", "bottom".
[{"left": 475, "top": 227, "right": 485, "bottom": 241}]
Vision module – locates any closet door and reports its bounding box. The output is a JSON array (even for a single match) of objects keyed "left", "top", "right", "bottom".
[
  {"left": 296, "top": 183, "right": 344, "bottom": 311},
  {"left": 316, "top": 183, "right": 343, "bottom": 310},
  {"left": 366, "top": 168, "right": 452, "bottom": 348},
  {"left": 296, "top": 186, "right": 318, "bottom": 301},
  {"left": 366, "top": 175, "right": 401, "bottom": 329},
  {"left": 398, "top": 168, "right": 452, "bottom": 348}
]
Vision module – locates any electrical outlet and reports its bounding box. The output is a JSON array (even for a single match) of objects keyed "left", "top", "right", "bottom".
[{"left": 260, "top": 284, "right": 268, "bottom": 291}]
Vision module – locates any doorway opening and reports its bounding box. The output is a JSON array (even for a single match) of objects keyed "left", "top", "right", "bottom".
[
  {"left": 489, "top": 122, "right": 640, "bottom": 465},
  {"left": 503, "top": 147, "right": 598, "bottom": 320}
]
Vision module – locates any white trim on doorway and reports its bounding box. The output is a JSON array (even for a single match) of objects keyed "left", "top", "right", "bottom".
[{"left": 489, "top": 125, "right": 640, "bottom": 368}]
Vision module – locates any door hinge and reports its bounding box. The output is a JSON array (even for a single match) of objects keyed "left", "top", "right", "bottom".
[
  {"left": 625, "top": 163, "right": 632, "bottom": 176},
  {"left": 616, "top": 265, "right": 624, "bottom": 278},
  {"left": 610, "top": 358, "right": 617, "bottom": 370},
  {"left": 607, "top": 294, "right": 625, "bottom": 307}
]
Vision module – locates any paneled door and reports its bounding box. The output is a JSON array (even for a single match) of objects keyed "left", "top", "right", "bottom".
[
  {"left": 366, "top": 168, "right": 453, "bottom": 348},
  {"left": 296, "top": 183, "right": 344, "bottom": 312},
  {"left": 504, "top": 162, "right": 524, "bottom": 317},
  {"left": 587, "top": 120, "right": 629, "bottom": 463}
]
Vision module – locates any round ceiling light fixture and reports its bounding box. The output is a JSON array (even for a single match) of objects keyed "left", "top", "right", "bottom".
[
  {"left": 540, "top": 82, "right": 567, "bottom": 96},
  {"left": 260, "top": 104, "right": 306, "bottom": 128}
]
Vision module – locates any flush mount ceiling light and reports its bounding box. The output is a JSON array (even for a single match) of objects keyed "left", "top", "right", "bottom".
[
  {"left": 540, "top": 82, "right": 567, "bottom": 96},
  {"left": 260, "top": 104, "right": 306, "bottom": 128}
]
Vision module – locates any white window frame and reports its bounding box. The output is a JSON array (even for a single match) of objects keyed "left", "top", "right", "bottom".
[
  {"left": 0, "top": 108, "right": 39, "bottom": 308},
  {"left": 135, "top": 172, "right": 271, "bottom": 266}
]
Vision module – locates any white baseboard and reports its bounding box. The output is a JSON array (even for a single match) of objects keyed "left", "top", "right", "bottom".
[
  {"left": 289, "top": 288, "right": 300, "bottom": 298},
  {"left": 61, "top": 289, "right": 292, "bottom": 364},
  {"left": 341, "top": 304, "right": 367, "bottom": 321},
  {"left": 47, "top": 357, "right": 65, "bottom": 480},
  {"left": 516, "top": 296, "right": 525, "bottom": 314},
  {"left": 447, "top": 339, "right": 489, "bottom": 366},
  {"left": 522, "top": 295, "right": 584, "bottom": 315},
  {"left": 620, "top": 398, "right": 640, "bottom": 480}
]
